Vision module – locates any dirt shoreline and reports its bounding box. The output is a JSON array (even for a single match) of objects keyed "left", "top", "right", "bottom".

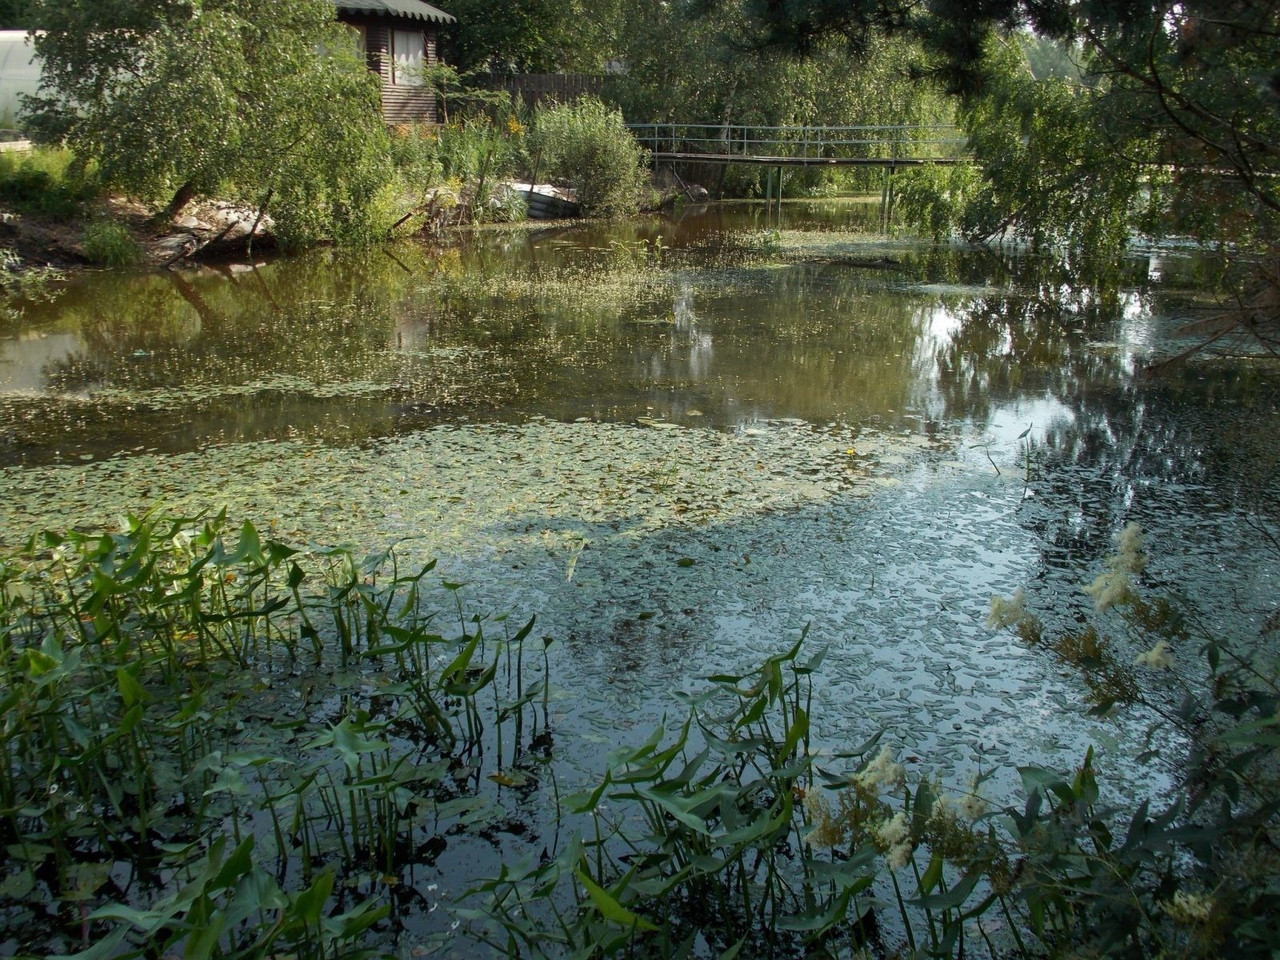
[
  {"left": 1, "top": 174, "right": 691, "bottom": 282},
  {"left": 0, "top": 196, "right": 279, "bottom": 274}
]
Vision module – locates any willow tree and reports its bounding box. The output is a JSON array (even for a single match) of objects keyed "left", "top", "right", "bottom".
[
  {"left": 717, "top": 0, "right": 1279, "bottom": 258},
  {"left": 23, "top": 0, "right": 393, "bottom": 246},
  {"left": 608, "top": 0, "right": 952, "bottom": 197},
  {"left": 442, "top": 0, "right": 624, "bottom": 73}
]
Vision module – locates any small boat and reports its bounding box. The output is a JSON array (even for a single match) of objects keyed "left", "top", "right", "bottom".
[{"left": 510, "top": 182, "right": 581, "bottom": 220}]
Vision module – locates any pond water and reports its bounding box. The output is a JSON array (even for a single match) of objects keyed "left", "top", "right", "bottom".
[{"left": 3, "top": 199, "right": 1279, "bottom": 858}]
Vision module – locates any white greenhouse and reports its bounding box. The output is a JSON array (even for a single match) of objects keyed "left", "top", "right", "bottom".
[{"left": 0, "top": 30, "right": 41, "bottom": 131}]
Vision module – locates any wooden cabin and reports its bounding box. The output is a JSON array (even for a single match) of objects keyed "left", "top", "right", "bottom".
[{"left": 332, "top": 0, "right": 454, "bottom": 124}]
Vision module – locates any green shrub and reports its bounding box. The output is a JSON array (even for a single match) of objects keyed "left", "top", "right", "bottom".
[
  {"left": 527, "top": 98, "right": 648, "bottom": 218},
  {"left": 82, "top": 219, "right": 142, "bottom": 267},
  {"left": 388, "top": 118, "right": 526, "bottom": 226},
  {"left": 0, "top": 147, "right": 99, "bottom": 219}
]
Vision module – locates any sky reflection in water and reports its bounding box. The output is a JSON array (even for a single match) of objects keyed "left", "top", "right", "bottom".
[{"left": 1, "top": 200, "right": 1277, "bottom": 805}]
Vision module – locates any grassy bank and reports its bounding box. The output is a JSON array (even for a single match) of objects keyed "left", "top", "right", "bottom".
[{"left": 0, "top": 97, "right": 654, "bottom": 280}]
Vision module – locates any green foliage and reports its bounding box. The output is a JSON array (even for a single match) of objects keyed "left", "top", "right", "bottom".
[
  {"left": 982, "top": 524, "right": 1280, "bottom": 958},
  {"left": 715, "top": 0, "right": 1280, "bottom": 253},
  {"left": 616, "top": 10, "right": 948, "bottom": 133},
  {"left": 893, "top": 163, "right": 984, "bottom": 242},
  {"left": 609, "top": 3, "right": 953, "bottom": 198},
  {"left": 0, "top": 247, "right": 63, "bottom": 323},
  {"left": 0, "top": 146, "right": 98, "bottom": 219},
  {"left": 464, "top": 634, "right": 859, "bottom": 957},
  {"left": 0, "top": 0, "right": 33, "bottom": 29},
  {"left": 528, "top": 97, "right": 646, "bottom": 217},
  {"left": 389, "top": 117, "right": 528, "bottom": 226},
  {"left": 895, "top": 38, "right": 1155, "bottom": 257},
  {"left": 442, "top": 0, "right": 622, "bottom": 73},
  {"left": 465, "top": 522, "right": 1280, "bottom": 959},
  {"left": 0, "top": 510, "right": 553, "bottom": 956},
  {"left": 24, "top": 0, "right": 393, "bottom": 247},
  {"left": 962, "top": 41, "right": 1155, "bottom": 255},
  {"left": 418, "top": 62, "right": 528, "bottom": 126},
  {"left": 81, "top": 219, "right": 141, "bottom": 267},
  {"left": 3, "top": 509, "right": 1278, "bottom": 957},
  {"left": 434, "top": 118, "right": 521, "bottom": 186}
]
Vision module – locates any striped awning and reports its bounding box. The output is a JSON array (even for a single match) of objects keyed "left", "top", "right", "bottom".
[{"left": 333, "top": 0, "right": 455, "bottom": 23}]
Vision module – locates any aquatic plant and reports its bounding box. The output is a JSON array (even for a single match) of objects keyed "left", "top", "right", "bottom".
[
  {"left": 457, "top": 522, "right": 1280, "bottom": 959},
  {"left": 977, "top": 524, "right": 1280, "bottom": 958},
  {"left": 0, "top": 511, "right": 552, "bottom": 958},
  {"left": 2, "top": 510, "right": 1276, "bottom": 958}
]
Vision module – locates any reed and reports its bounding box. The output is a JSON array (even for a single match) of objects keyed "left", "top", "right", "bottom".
[{"left": 0, "top": 511, "right": 544, "bottom": 958}]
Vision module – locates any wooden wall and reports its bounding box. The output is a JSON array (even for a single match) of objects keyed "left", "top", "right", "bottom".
[{"left": 337, "top": 13, "right": 442, "bottom": 125}]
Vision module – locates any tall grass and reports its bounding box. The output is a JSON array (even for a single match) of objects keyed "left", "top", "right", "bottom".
[
  {"left": 389, "top": 119, "right": 527, "bottom": 227},
  {"left": 0, "top": 147, "right": 99, "bottom": 219},
  {"left": 81, "top": 219, "right": 142, "bottom": 267},
  {"left": 0, "top": 511, "right": 551, "bottom": 958}
]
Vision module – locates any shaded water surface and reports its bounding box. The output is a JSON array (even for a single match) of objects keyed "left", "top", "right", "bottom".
[{"left": 3, "top": 199, "right": 1279, "bottom": 845}]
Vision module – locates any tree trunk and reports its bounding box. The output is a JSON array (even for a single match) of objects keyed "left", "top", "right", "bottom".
[{"left": 166, "top": 180, "right": 198, "bottom": 218}]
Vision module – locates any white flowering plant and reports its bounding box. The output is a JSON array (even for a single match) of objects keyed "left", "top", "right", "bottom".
[
  {"left": 980, "top": 522, "right": 1280, "bottom": 958},
  {"left": 468, "top": 522, "right": 1279, "bottom": 959}
]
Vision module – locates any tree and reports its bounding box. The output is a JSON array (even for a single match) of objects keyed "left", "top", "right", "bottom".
[
  {"left": 615, "top": 0, "right": 939, "bottom": 127},
  {"left": 717, "top": 0, "right": 1279, "bottom": 254},
  {"left": 23, "top": 0, "right": 393, "bottom": 245},
  {"left": 0, "top": 0, "right": 35, "bottom": 29},
  {"left": 442, "top": 0, "right": 623, "bottom": 73},
  {"left": 609, "top": 0, "right": 951, "bottom": 196}
]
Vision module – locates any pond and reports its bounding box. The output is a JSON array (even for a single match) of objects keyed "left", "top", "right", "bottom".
[{"left": 2, "top": 199, "right": 1278, "bottom": 951}]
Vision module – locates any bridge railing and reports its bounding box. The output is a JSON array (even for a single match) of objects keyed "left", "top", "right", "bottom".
[{"left": 624, "top": 123, "right": 969, "bottom": 163}]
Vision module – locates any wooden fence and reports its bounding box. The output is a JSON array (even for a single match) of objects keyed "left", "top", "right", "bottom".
[{"left": 479, "top": 73, "right": 606, "bottom": 107}]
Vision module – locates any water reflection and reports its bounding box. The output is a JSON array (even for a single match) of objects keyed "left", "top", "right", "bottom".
[
  {"left": 2, "top": 202, "right": 1277, "bottom": 813},
  {"left": 0, "top": 202, "right": 1272, "bottom": 485}
]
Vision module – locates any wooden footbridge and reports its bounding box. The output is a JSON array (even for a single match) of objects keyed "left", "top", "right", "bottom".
[{"left": 626, "top": 123, "right": 970, "bottom": 169}]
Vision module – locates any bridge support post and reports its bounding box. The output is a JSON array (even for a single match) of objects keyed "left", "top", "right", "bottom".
[{"left": 879, "top": 166, "right": 897, "bottom": 230}]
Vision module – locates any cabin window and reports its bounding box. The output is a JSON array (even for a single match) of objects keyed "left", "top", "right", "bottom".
[
  {"left": 317, "top": 23, "right": 366, "bottom": 62},
  {"left": 391, "top": 29, "right": 425, "bottom": 86}
]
